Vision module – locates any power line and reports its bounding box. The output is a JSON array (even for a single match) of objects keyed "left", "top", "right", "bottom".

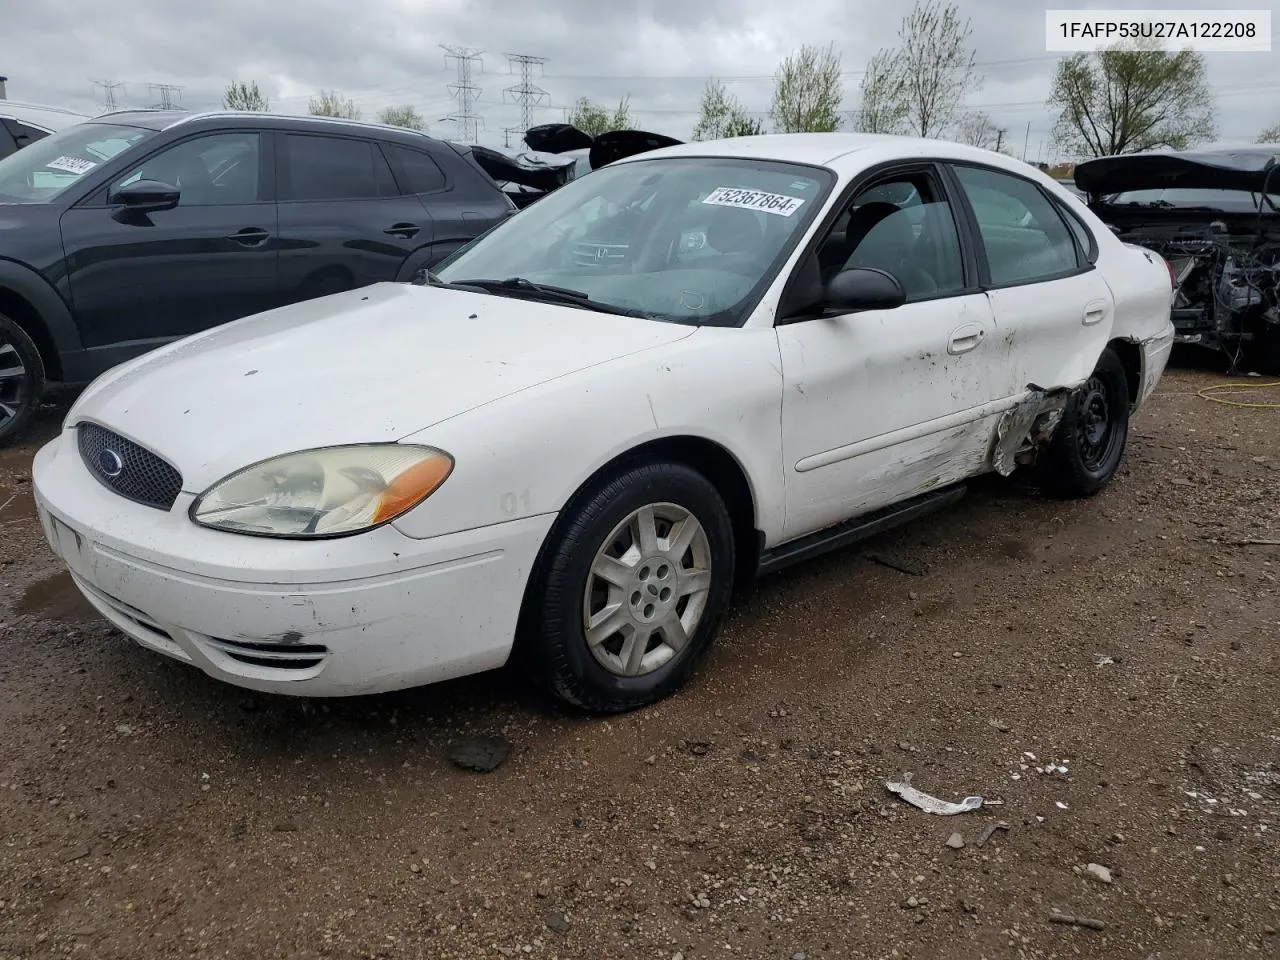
[
  {"left": 504, "top": 53, "right": 549, "bottom": 133},
  {"left": 148, "top": 83, "right": 182, "bottom": 109},
  {"left": 90, "top": 79, "right": 125, "bottom": 111},
  {"left": 441, "top": 45, "right": 484, "bottom": 143}
]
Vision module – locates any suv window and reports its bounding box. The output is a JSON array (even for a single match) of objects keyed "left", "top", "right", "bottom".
[
  {"left": 953, "top": 165, "right": 1080, "bottom": 285},
  {"left": 389, "top": 145, "right": 446, "bottom": 194},
  {"left": 114, "top": 132, "right": 262, "bottom": 206},
  {"left": 0, "top": 122, "right": 154, "bottom": 202},
  {"left": 284, "top": 134, "right": 397, "bottom": 201},
  {"left": 2, "top": 118, "right": 51, "bottom": 152},
  {"left": 815, "top": 172, "right": 965, "bottom": 302}
]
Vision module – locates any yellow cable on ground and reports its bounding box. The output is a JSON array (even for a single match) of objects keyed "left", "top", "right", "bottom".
[{"left": 1197, "top": 380, "right": 1280, "bottom": 409}]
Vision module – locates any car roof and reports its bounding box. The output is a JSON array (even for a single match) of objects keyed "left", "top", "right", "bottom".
[
  {"left": 81, "top": 109, "right": 454, "bottom": 146},
  {"left": 0, "top": 100, "right": 92, "bottom": 132},
  {"left": 612, "top": 132, "right": 1047, "bottom": 178}
]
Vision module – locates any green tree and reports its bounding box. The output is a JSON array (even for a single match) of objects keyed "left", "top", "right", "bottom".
[
  {"left": 568, "top": 96, "right": 632, "bottom": 137},
  {"left": 693, "top": 79, "right": 765, "bottom": 140},
  {"left": 1258, "top": 124, "right": 1280, "bottom": 143},
  {"left": 893, "top": 0, "right": 981, "bottom": 138},
  {"left": 223, "top": 80, "right": 269, "bottom": 112},
  {"left": 1047, "top": 41, "right": 1215, "bottom": 156},
  {"left": 378, "top": 105, "right": 426, "bottom": 130},
  {"left": 770, "top": 43, "right": 843, "bottom": 133},
  {"left": 852, "top": 49, "right": 908, "bottom": 134},
  {"left": 309, "top": 89, "right": 361, "bottom": 120}
]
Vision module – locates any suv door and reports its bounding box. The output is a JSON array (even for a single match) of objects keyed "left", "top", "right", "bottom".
[
  {"left": 59, "top": 129, "right": 279, "bottom": 356},
  {"left": 774, "top": 164, "right": 1003, "bottom": 541},
  {"left": 946, "top": 163, "right": 1114, "bottom": 395},
  {"left": 382, "top": 140, "right": 496, "bottom": 272},
  {"left": 275, "top": 132, "right": 434, "bottom": 300}
]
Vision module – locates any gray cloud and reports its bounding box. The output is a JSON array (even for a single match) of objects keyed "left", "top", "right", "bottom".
[{"left": 4, "top": 0, "right": 1277, "bottom": 159}]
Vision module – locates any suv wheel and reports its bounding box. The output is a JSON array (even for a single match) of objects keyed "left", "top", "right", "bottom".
[{"left": 0, "top": 314, "right": 45, "bottom": 447}]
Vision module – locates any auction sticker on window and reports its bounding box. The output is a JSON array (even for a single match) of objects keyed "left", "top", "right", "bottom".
[
  {"left": 702, "top": 186, "right": 805, "bottom": 217},
  {"left": 46, "top": 156, "right": 96, "bottom": 176}
]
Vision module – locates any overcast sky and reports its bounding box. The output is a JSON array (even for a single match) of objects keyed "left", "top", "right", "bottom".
[{"left": 4, "top": 0, "right": 1278, "bottom": 159}]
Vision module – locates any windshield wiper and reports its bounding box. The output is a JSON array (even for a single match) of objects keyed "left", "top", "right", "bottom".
[{"left": 446, "top": 276, "right": 658, "bottom": 318}]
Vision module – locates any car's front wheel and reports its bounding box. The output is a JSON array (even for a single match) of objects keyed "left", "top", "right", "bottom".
[
  {"left": 0, "top": 314, "right": 45, "bottom": 448},
  {"left": 1036, "top": 346, "right": 1130, "bottom": 497},
  {"left": 522, "top": 461, "right": 735, "bottom": 713}
]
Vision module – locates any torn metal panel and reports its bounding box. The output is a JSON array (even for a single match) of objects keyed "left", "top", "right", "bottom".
[{"left": 989, "top": 385, "right": 1070, "bottom": 476}]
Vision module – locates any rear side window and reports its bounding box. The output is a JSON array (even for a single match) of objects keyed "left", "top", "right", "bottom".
[
  {"left": 953, "top": 165, "right": 1081, "bottom": 285},
  {"left": 389, "top": 145, "right": 446, "bottom": 194},
  {"left": 283, "top": 134, "right": 398, "bottom": 201}
]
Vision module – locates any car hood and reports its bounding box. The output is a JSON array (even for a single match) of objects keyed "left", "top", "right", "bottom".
[
  {"left": 68, "top": 282, "right": 696, "bottom": 492},
  {"left": 1075, "top": 145, "right": 1280, "bottom": 195}
]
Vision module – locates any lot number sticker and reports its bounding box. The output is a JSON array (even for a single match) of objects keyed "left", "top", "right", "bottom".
[
  {"left": 46, "top": 156, "right": 96, "bottom": 176},
  {"left": 702, "top": 186, "right": 805, "bottom": 217}
]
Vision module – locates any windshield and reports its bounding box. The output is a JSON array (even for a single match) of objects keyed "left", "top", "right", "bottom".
[
  {"left": 0, "top": 121, "right": 154, "bottom": 203},
  {"left": 1106, "top": 186, "right": 1280, "bottom": 211},
  {"left": 434, "top": 156, "right": 834, "bottom": 325}
]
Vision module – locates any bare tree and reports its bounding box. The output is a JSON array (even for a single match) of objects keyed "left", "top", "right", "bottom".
[
  {"left": 378, "top": 105, "right": 426, "bottom": 130},
  {"left": 694, "top": 79, "right": 765, "bottom": 140},
  {"left": 1048, "top": 41, "right": 1215, "bottom": 156},
  {"left": 852, "top": 49, "right": 907, "bottom": 134},
  {"left": 894, "top": 0, "right": 981, "bottom": 137},
  {"left": 954, "top": 111, "right": 1001, "bottom": 150},
  {"left": 770, "top": 43, "right": 843, "bottom": 133},
  {"left": 223, "top": 80, "right": 269, "bottom": 112},
  {"left": 568, "top": 96, "right": 632, "bottom": 137},
  {"left": 309, "top": 90, "right": 361, "bottom": 120},
  {"left": 1258, "top": 123, "right": 1280, "bottom": 143}
]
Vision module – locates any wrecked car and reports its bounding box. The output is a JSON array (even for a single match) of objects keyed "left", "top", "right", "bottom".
[
  {"left": 32, "top": 134, "right": 1174, "bottom": 714},
  {"left": 1075, "top": 145, "right": 1280, "bottom": 372}
]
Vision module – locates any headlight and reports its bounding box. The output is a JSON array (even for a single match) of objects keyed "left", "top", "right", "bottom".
[{"left": 190, "top": 444, "right": 454, "bottom": 538}]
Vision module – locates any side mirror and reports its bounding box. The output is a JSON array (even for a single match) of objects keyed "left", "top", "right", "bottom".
[
  {"left": 109, "top": 179, "right": 181, "bottom": 213},
  {"left": 825, "top": 267, "right": 906, "bottom": 311}
]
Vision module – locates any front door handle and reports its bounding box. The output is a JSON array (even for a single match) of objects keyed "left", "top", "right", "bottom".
[
  {"left": 227, "top": 227, "right": 270, "bottom": 246},
  {"left": 384, "top": 222, "right": 421, "bottom": 239},
  {"left": 947, "top": 322, "right": 985, "bottom": 356},
  {"left": 1083, "top": 299, "right": 1108, "bottom": 325}
]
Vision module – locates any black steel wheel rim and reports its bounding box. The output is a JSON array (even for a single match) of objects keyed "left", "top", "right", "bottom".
[
  {"left": 0, "top": 337, "right": 29, "bottom": 427},
  {"left": 1075, "top": 374, "right": 1114, "bottom": 471}
]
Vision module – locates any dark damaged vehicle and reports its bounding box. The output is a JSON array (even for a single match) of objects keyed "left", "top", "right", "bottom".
[{"left": 1075, "top": 145, "right": 1280, "bottom": 373}]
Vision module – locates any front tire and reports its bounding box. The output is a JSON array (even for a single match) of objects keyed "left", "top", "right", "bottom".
[
  {"left": 521, "top": 461, "right": 735, "bottom": 713},
  {"left": 0, "top": 314, "right": 46, "bottom": 448},
  {"left": 1036, "top": 346, "right": 1130, "bottom": 498}
]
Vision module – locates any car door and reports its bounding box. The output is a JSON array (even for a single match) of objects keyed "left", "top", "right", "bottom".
[
  {"left": 946, "top": 163, "right": 1114, "bottom": 396},
  {"left": 59, "top": 129, "right": 279, "bottom": 351},
  {"left": 382, "top": 140, "right": 483, "bottom": 272},
  {"left": 275, "top": 132, "right": 435, "bottom": 300},
  {"left": 774, "top": 164, "right": 1004, "bottom": 541}
]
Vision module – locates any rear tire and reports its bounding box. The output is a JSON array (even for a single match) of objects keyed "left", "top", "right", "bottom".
[
  {"left": 0, "top": 314, "right": 46, "bottom": 448},
  {"left": 520, "top": 461, "right": 735, "bottom": 714},
  {"left": 1036, "top": 346, "right": 1130, "bottom": 498}
]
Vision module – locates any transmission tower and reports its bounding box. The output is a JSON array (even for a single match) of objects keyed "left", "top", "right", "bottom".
[
  {"left": 90, "top": 79, "right": 125, "bottom": 111},
  {"left": 148, "top": 83, "right": 182, "bottom": 109},
  {"left": 503, "top": 53, "right": 548, "bottom": 134},
  {"left": 502, "top": 126, "right": 521, "bottom": 149},
  {"left": 441, "top": 45, "right": 484, "bottom": 142}
]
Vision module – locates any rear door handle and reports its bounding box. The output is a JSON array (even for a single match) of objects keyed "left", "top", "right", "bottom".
[
  {"left": 227, "top": 227, "right": 269, "bottom": 246},
  {"left": 384, "top": 222, "right": 421, "bottom": 239},
  {"left": 1083, "top": 299, "right": 1108, "bottom": 325},
  {"left": 947, "top": 322, "right": 985, "bottom": 356}
]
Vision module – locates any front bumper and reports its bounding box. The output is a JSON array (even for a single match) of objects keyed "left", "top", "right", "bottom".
[{"left": 31, "top": 430, "right": 555, "bottom": 697}]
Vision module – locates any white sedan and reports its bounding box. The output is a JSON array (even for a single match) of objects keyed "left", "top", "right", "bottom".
[{"left": 31, "top": 134, "right": 1176, "bottom": 713}]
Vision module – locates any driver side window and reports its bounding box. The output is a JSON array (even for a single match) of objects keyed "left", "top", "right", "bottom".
[
  {"left": 815, "top": 171, "right": 965, "bottom": 303},
  {"left": 112, "top": 133, "right": 262, "bottom": 207}
]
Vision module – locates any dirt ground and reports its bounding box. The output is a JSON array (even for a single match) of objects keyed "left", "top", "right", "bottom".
[{"left": 0, "top": 360, "right": 1277, "bottom": 960}]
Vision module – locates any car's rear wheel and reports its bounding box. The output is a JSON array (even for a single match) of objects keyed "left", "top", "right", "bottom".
[
  {"left": 522, "top": 461, "right": 735, "bottom": 713},
  {"left": 1036, "top": 346, "right": 1130, "bottom": 498},
  {"left": 0, "top": 314, "right": 45, "bottom": 448}
]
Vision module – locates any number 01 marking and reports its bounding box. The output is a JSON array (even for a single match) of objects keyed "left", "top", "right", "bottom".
[{"left": 501, "top": 490, "right": 532, "bottom": 515}]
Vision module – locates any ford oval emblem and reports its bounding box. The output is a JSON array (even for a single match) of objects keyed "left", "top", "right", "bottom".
[{"left": 98, "top": 449, "right": 124, "bottom": 478}]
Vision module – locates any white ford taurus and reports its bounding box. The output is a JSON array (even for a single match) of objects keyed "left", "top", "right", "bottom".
[{"left": 31, "top": 134, "right": 1176, "bottom": 712}]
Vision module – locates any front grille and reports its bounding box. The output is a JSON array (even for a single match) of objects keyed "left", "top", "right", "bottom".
[
  {"left": 203, "top": 637, "right": 330, "bottom": 672},
  {"left": 77, "top": 422, "right": 183, "bottom": 511}
]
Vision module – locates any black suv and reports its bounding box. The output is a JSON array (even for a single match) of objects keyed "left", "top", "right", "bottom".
[{"left": 0, "top": 110, "right": 517, "bottom": 443}]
